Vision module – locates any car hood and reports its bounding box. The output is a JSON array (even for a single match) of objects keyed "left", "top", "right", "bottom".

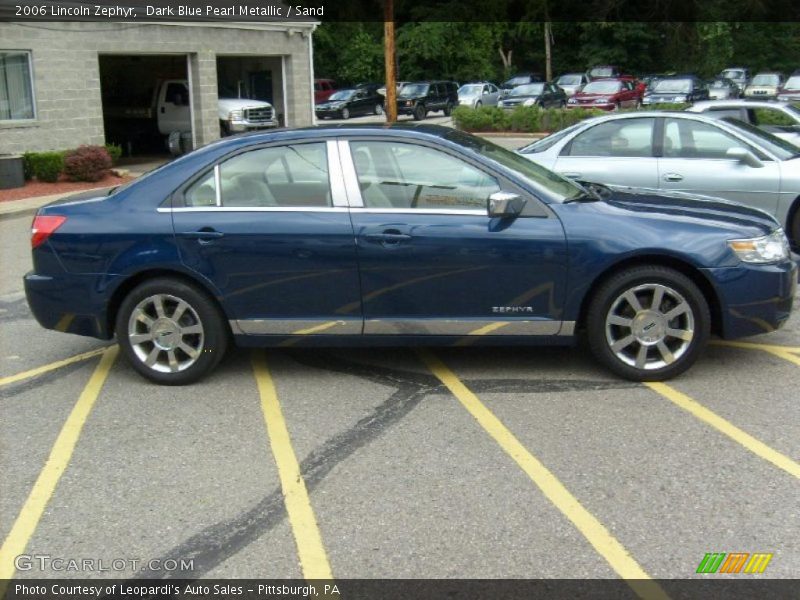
[
  {"left": 595, "top": 185, "right": 778, "bottom": 236},
  {"left": 504, "top": 94, "right": 540, "bottom": 101},
  {"left": 218, "top": 98, "right": 273, "bottom": 111}
]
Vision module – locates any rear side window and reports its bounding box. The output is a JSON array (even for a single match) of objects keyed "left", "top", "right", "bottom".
[
  {"left": 184, "top": 143, "right": 331, "bottom": 208},
  {"left": 563, "top": 118, "right": 655, "bottom": 158}
]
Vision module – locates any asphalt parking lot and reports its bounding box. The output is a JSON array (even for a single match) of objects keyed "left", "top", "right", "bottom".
[{"left": 1, "top": 166, "right": 799, "bottom": 592}]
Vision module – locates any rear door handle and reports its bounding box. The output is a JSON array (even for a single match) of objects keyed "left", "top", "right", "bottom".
[
  {"left": 365, "top": 232, "right": 412, "bottom": 243},
  {"left": 663, "top": 173, "right": 684, "bottom": 182}
]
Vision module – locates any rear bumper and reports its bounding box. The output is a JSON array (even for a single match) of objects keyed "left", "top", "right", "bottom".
[
  {"left": 702, "top": 261, "right": 797, "bottom": 339},
  {"left": 24, "top": 271, "right": 113, "bottom": 339}
]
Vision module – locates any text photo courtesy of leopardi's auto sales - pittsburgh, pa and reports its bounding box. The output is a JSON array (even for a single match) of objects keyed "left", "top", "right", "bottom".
[{"left": 0, "top": 0, "right": 799, "bottom": 599}]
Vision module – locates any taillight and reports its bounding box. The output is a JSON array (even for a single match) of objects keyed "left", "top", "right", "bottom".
[{"left": 31, "top": 215, "right": 67, "bottom": 248}]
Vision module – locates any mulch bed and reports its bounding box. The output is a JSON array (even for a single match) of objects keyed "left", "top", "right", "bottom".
[{"left": 0, "top": 173, "right": 134, "bottom": 203}]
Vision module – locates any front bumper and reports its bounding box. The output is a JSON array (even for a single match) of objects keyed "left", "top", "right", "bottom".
[
  {"left": 568, "top": 102, "right": 614, "bottom": 111},
  {"left": 315, "top": 109, "right": 342, "bottom": 119},
  {"left": 702, "top": 260, "right": 797, "bottom": 339},
  {"left": 24, "top": 271, "right": 113, "bottom": 339},
  {"left": 228, "top": 119, "right": 278, "bottom": 132}
]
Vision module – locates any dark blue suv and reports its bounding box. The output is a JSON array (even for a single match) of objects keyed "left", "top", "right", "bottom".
[{"left": 25, "top": 125, "right": 796, "bottom": 384}]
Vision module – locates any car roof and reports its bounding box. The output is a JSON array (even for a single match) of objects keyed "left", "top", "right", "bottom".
[
  {"left": 221, "top": 123, "right": 462, "bottom": 145},
  {"left": 688, "top": 99, "right": 795, "bottom": 110}
]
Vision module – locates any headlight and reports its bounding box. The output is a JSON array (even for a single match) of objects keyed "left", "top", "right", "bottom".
[
  {"left": 728, "top": 229, "right": 790, "bottom": 264},
  {"left": 777, "top": 95, "right": 789, "bottom": 101},
  {"left": 567, "top": 98, "right": 577, "bottom": 104},
  {"left": 228, "top": 110, "right": 243, "bottom": 121},
  {"left": 405, "top": 100, "right": 413, "bottom": 106}
]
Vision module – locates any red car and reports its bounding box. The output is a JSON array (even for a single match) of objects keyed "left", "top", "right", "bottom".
[
  {"left": 314, "top": 79, "right": 337, "bottom": 104},
  {"left": 566, "top": 78, "right": 642, "bottom": 111}
]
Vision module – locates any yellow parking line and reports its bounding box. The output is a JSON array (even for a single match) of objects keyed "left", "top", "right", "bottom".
[
  {"left": 0, "top": 347, "right": 108, "bottom": 388},
  {"left": 292, "top": 322, "right": 340, "bottom": 335},
  {"left": 712, "top": 340, "right": 800, "bottom": 355},
  {"left": 251, "top": 351, "right": 333, "bottom": 580},
  {"left": 419, "top": 349, "right": 668, "bottom": 599},
  {"left": 646, "top": 382, "right": 800, "bottom": 480},
  {"left": 0, "top": 346, "right": 118, "bottom": 580}
]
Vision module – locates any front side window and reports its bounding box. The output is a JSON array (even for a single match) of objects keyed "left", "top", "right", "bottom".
[
  {"left": 350, "top": 141, "right": 500, "bottom": 210},
  {"left": 0, "top": 51, "right": 35, "bottom": 120},
  {"left": 564, "top": 118, "right": 655, "bottom": 158},
  {"left": 663, "top": 118, "right": 743, "bottom": 159},
  {"left": 184, "top": 143, "right": 331, "bottom": 208}
]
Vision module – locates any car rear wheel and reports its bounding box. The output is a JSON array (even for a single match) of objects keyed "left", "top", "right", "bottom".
[
  {"left": 116, "top": 278, "right": 229, "bottom": 385},
  {"left": 587, "top": 266, "right": 710, "bottom": 381},
  {"left": 413, "top": 105, "right": 425, "bottom": 121},
  {"left": 475, "top": 100, "right": 482, "bottom": 108},
  {"left": 341, "top": 107, "right": 350, "bottom": 120}
]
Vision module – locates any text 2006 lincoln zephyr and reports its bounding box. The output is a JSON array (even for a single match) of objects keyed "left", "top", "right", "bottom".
[{"left": 25, "top": 125, "right": 796, "bottom": 384}]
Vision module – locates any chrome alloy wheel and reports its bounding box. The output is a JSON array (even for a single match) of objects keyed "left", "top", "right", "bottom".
[
  {"left": 604, "top": 283, "right": 694, "bottom": 371},
  {"left": 127, "top": 294, "right": 204, "bottom": 373}
]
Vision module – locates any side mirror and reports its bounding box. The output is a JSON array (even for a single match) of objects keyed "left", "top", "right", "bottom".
[
  {"left": 726, "top": 147, "right": 763, "bottom": 168},
  {"left": 488, "top": 191, "right": 527, "bottom": 218}
]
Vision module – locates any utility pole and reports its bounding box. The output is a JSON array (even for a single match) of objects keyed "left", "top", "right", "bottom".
[
  {"left": 384, "top": 0, "right": 397, "bottom": 123},
  {"left": 544, "top": 21, "right": 552, "bottom": 82}
]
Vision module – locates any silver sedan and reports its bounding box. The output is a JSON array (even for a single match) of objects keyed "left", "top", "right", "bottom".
[
  {"left": 517, "top": 111, "right": 800, "bottom": 248},
  {"left": 457, "top": 82, "right": 501, "bottom": 108},
  {"left": 687, "top": 100, "right": 800, "bottom": 148}
]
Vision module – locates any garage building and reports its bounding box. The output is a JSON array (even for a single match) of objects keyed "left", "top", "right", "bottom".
[{"left": 0, "top": 19, "right": 317, "bottom": 156}]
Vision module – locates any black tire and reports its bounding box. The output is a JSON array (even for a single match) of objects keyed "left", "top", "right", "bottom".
[
  {"left": 586, "top": 266, "right": 710, "bottom": 381},
  {"left": 115, "top": 278, "right": 229, "bottom": 385},
  {"left": 475, "top": 100, "right": 482, "bottom": 108},
  {"left": 443, "top": 102, "right": 453, "bottom": 116},
  {"left": 413, "top": 105, "right": 425, "bottom": 121},
  {"left": 559, "top": 100, "right": 566, "bottom": 108},
  {"left": 219, "top": 121, "right": 231, "bottom": 137},
  {"left": 341, "top": 107, "right": 350, "bottom": 120},
  {"left": 614, "top": 101, "right": 621, "bottom": 111},
  {"left": 790, "top": 206, "right": 800, "bottom": 252}
]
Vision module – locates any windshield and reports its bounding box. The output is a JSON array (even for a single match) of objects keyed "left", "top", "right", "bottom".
[
  {"left": 557, "top": 75, "right": 582, "bottom": 85},
  {"left": 458, "top": 84, "right": 483, "bottom": 96},
  {"left": 710, "top": 79, "right": 730, "bottom": 89},
  {"left": 589, "top": 67, "right": 614, "bottom": 78},
  {"left": 721, "top": 69, "right": 744, "bottom": 79},
  {"left": 721, "top": 117, "right": 799, "bottom": 160},
  {"left": 653, "top": 79, "right": 691, "bottom": 93},
  {"left": 328, "top": 90, "right": 354, "bottom": 101},
  {"left": 518, "top": 121, "right": 589, "bottom": 154},
  {"left": 511, "top": 83, "right": 544, "bottom": 96},
  {"left": 751, "top": 74, "right": 780, "bottom": 86},
  {"left": 784, "top": 76, "right": 800, "bottom": 90},
  {"left": 505, "top": 76, "right": 532, "bottom": 86},
  {"left": 582, "top": 81, "right": 620, "bottom": 94},
  {"left": 399, "top": 83, "right": 428, "bottom": 97},
  {"left": 442, "top": 129, "right": 583, "bottom": 201}
]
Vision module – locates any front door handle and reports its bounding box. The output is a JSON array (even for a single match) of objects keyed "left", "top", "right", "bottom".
[
  {"left": 663, "top": 173, "right": 684, "bottom": 182},
  {"left": 177, "top": 228, "right": 225, "bottom": 244},
  {"left": 562, "top": 172, "right": 582, "bottom": 179},
  {"left": 365, "top": 232, "right": 412, "bottom": 243}
]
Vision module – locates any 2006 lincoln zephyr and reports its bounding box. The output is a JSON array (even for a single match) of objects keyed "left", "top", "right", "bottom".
[{"left": 25, "top": 125, "right": 796, "bottom": 384}]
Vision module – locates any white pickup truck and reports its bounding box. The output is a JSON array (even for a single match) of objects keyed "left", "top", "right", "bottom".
[
  {"left": 107, "top": 79, "right": 279, "bottom": 155},
  {"left": 157, "top": 79, "right": 279, "bottom": 139}
]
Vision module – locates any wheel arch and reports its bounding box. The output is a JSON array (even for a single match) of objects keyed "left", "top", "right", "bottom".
[
  {"left": 785, "top": 194, "right": 800, "bottom": 251},
  {"left": 106, "top": 268, "right": 230, "bottom": 338},
  {"left": 575, "top": 254, "right": 723, "bottom": 337}
]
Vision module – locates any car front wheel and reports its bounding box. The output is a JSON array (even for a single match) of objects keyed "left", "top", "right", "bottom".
[
  {"left": 341, "top": 107, "right": 350, "bottom": 120},
  {"left": 587, "top": 266, "right": 710, "bottom": 381},
  {"left": 413, "top": 105, "right": 425, "bottom": 121},
  {"left": 116, "top": 278, "right": 229, "bottom": 385},
  {"left": 443, "top": 102, "right": 453, "bottom": 116},
  {"left": 790, "top": 208, "right": 800, "bottom": 252}
]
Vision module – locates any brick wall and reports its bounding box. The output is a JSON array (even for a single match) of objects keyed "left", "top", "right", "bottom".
[{"left": 0, "top": 22, "right": 315, "bottom": 155}]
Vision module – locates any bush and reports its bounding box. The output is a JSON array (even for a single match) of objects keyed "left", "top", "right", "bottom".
[
  {"left": 63, "top": 145, "right": 112, "bottom": 182},
  {"left": 104, "top": 143, "right": 123, "bottom": 165},
  {"left": 21, "top": 152, "right": 35, "bottom": 180},
  {"left": 454, "top": 105, "right": 606, "bottom": 134},
  {"left": 27, "top": 152, "right": 64, "bottom": 183}
]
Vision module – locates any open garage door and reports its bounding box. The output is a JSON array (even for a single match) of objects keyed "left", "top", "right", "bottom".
[
  {"left": 99, "top": 54, "right": 192, "bottom": 158},
  {"left": 216, "top": 55, "right": 286, "bottom": 133}
]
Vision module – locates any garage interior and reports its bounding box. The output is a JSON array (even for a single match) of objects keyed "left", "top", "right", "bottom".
[
  {"left": 216, "top": 55, "right": 286, "bottom": 127},
  {"left": 99, "top": 54, "right": 190, "bottom": 158}
]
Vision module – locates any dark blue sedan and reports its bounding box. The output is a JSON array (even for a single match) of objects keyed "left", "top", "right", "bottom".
[{"left": 25, "top": 125, "right": 796, "bottom": 384}]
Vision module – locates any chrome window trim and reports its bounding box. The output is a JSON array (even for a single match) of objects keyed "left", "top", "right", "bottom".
[
  {"left": 213, "top": 164, "right": 222, "bottom": 207},
  {"left": 158, "top": 206, "right": 349, "bottom": 213},
  {"left": 337, "top": 139, "right": 364, "bottom": 207},
  {"left": 326, "top": 139, "right": 349, "bottom": 207},
  {"left": 350, "top": 207, "right": 486, "bottom": 216}
]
